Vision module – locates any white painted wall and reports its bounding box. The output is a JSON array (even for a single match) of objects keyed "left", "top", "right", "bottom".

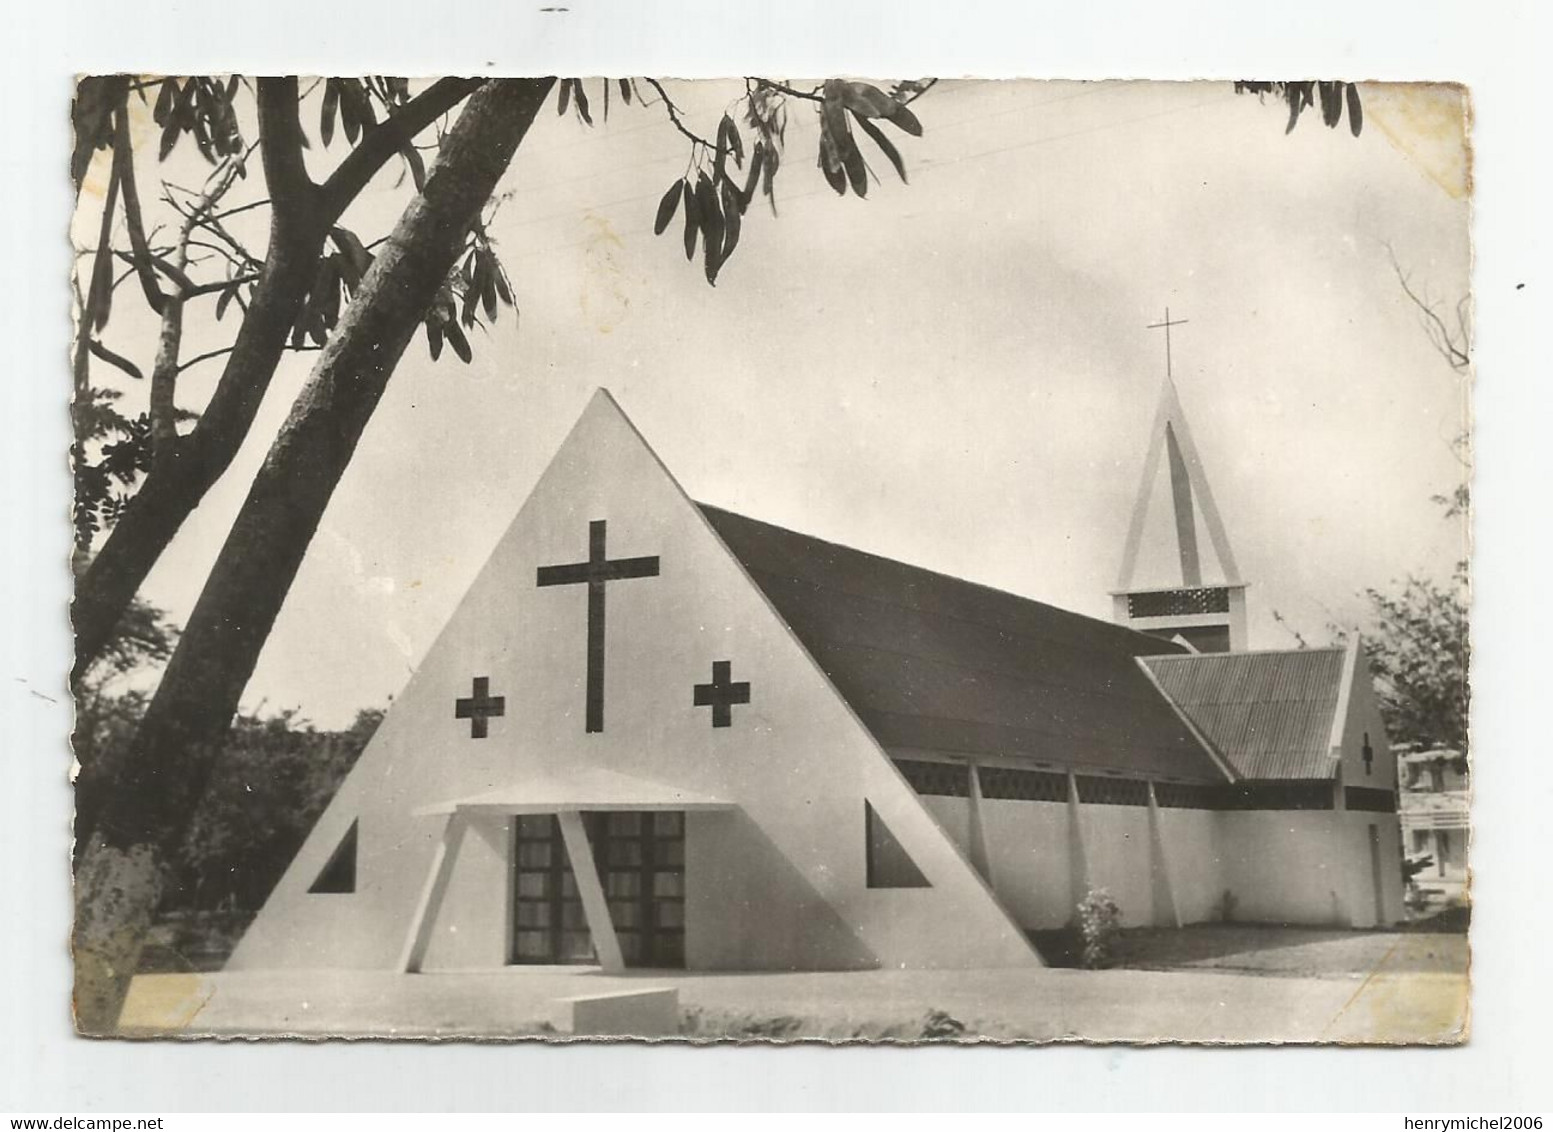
[
  {"left": 230, "top": 391, "right": 1038, "bottom": 975},
  {"left": 1219, "top": 810, "right": 1404, "bottom": 927},
  {"left": 1155, "top": 807, "right": 1223, "bottom": 923},
  {"left": 923, "top": 791, "right": 1229, "bottom": 930}
]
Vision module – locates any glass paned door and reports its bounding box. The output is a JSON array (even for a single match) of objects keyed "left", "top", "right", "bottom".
[
  {"left": 591, "top": 811, "right": 685, "bottom": 969},
  {"left": 509, "top": 811, "right": 685, "bottom": 968},
  {"left": 510, "top": 815, "right": 595, "bottom": 965}
]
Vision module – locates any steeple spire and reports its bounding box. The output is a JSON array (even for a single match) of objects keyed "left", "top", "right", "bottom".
[{"left": 1112, "top": 319, "right": 1248, "bottom": 653}]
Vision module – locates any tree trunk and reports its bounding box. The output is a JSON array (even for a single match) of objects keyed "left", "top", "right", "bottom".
[{"left": 72, "top": 77, "right": 554, "bottom": 1034}]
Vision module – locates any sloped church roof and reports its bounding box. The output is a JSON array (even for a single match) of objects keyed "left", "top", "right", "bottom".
[
  {"left": 700, "top": 504, "right": 1230, "bottom": 784},
  {"left": 1140, "top": 648, "right": 1348, "bottom": 780}
]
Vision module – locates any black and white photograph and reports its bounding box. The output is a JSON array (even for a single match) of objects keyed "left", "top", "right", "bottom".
[{"left": 61, "top": 72, "right": 1475, "bottom": 1045}]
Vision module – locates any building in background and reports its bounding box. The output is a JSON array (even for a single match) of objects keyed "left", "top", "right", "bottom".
[{"left": 1399, "top": 748, "right": 1470, "bottom": 898}]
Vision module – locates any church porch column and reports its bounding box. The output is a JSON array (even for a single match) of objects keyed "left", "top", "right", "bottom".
[
  {"left": 1146, "top": 781, "right": 1183, "bottom": 929},
  {"left": 1066, "top": 771, "right": 1090, "bottom": 924},
  {"left": 398, "top": 811, "right": 471, "bottom": 973},
  {"left": 556, "top": 810, "right": 626, "bottom": 972}
]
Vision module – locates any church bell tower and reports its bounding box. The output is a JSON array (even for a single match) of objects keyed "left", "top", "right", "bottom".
[{"left": 1112, "top": 312, "right": 1248, "bottom": 653}]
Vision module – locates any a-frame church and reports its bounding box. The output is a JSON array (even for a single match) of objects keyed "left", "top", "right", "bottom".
[{"left": 230, "top": 383, "right": 1404, "bottom": 978}]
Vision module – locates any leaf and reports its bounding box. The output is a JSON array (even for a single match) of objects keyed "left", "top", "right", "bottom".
[
  {"left": 818, "top": 136, "right": 847, "bottom": 196},
  {"left": 762, "top": 144, "right": 780, "bottom": 215},
  {"left": 401, "top": 143, "right": 427, "bottom": 192},
  {"left": 330, "top": 226, "right": 373, "bottom": 283},
  {"left": 216, "top": 281, "right": 241, "bottom": 321},
  {"left": 460, "top": 282, "right": 478, "bottom": 328},
  {"left": 321, "top": 78, "right": 339, "bottom": 147},
  {"left": 426, "top": 319, "right": 444, "bottom": 361},
  {"left": 492, "top": 264, "right": 513, "bottom": 306},
  {"left": 573, "top": 81, "right": 592, "bottom": 126},
  {"left": 853, "top": 111, "right": 906, "bottom": 183},
  {"left": 480, "top": 254, "right": 499, "bottom": 320},
  {"left": 718, "top": 113, "right": 744, "bottom": 167},
  {"left": 158, "top": 97, "right": 182, "bottom": 161},
  {"left": 835, "top": 81, "right": 895, "bottom": 119},
  {"left": 153, "top": 78, "right": 176, "bottom": 126},
  {"left": 719, "top": 177, "right": 741, "bottom": 264},
  {"left": 697, "top": 174, "right": 724, "bottom": 284},
  {"left": 1346, "top": 82, "right": 1364, "bottom": 136},
  {"left": 654, "top": 179, "right": 684, "bottom": 235},
  {"left": 444, "top": 320, "right": 473, "bottom": 364},
  {"left": 618, "top": 78, "right": 632, "bottom": 105},
  {"left": 884, "top": 101, "right": 922, "bottom": 137},
  {"left": 740, "top": 143, "right": 764, "bottom": 210},
  {"left": 603, "top": 77, "right": 610, "bottom": 121},
  {"left": 682, "top": 175, "right": 701, "bottom": 260},
  {"left": 558, "top": 78, "right": 572, "bottom": 117},
  {"left": 1318, "top": 81, "right": 1342, "bottom": 128}
]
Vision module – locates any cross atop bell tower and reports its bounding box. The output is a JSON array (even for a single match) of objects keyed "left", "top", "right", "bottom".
[
  {"left": 1147, "top": 307, "right": 1188, "bottom": 379},
  {"left": 1112, "top": 312, "right": 1249, "bottom": 653}
]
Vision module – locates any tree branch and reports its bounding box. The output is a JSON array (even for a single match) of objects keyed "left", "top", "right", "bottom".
[
  {"left": 318, "top": 77, "right": 484, "bottom": 217},
  {"left": 1387, "top": 244, "right": 1471, "bottom": 373},
  {"left": 184, "top": 272, "right": 261, "bottom": 299},
  {"left": 747, "top": 78, "right": 824, "bottom": 103},
  {"left": 177, "top": 340, "right": 319, "bottom": 375},
  {"left": 255, "top": 78, "right": 316, "bottom": 223},
  {"left": 640, "top": 78, "right": 716, "bottom": 149}
]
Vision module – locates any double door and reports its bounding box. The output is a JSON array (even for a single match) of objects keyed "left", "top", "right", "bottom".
[{"left": 510, "top": 811, "right": 685, "bottom": 968}]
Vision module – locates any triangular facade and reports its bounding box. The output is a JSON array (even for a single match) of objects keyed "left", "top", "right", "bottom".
[{"left": 231, "top": 390, "right": 1039, "bottom": 974}]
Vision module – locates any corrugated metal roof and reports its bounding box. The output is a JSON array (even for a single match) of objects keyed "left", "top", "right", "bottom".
[
  {"left": 700, "top": 504, "right": 1229, "bottom": 783},
  {"left": 1140, "top": 649, "right": 1346, "bottom": 779}
]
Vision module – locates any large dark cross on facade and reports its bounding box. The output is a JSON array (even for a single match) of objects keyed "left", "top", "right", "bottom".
[
  {"left": 455, "top": 676, "right": 505, "bottom": 739},
  {"left": 537, "top": 519, "right": 661, "bottom": 733},
  {"left": 693, "top": 660, "right": 751, "bottom": 729}
]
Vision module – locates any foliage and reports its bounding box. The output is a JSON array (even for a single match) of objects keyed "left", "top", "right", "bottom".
[
  {"left": 74, "top": 683, "right": 381, "bottom": 914},
  {"left": 70, "top": 76, "right": 508, "bottom": 555},
  {"left": 174, "top": 706, "right": 382, "bottom": 911},
  {"left": 919, "top": 1009, "right": 968, "bottom": 1039},
  {"left": 1234, "top": 80, "right": 1364, "bottom": 136},
  {"left": 1214, "top": 888, "right": 1240, "bottom": 924},
  {"left": 637, "top": 76, "right": 930, "bottom": 285},
  {"left": 1077, "top": 887, "right": 1123, "bottom": 969},
  {"left": 1361, "top": 562, "right": 1470, "bottom": 761}
]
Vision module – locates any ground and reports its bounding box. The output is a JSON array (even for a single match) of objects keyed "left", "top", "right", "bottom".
[
  {"left": 120, "top": 925, "right": 1469, "bottom": 1044},
  {"left": 1037, "top": 922, "right": 1468, "bottom": 980}
]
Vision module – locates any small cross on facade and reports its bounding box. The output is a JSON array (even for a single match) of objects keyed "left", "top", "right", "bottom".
[
  {"left": 1147, "top": 307, "right": 1189, "bottom": 378},
  {"left": 455, "top": 675, "right": 506, "bottom": 739},
  {"left": 1362, "top": 732, "right": 1374, "bottom": 775},
  {"left": 693, "top": 660, "right": 751, "bottom": 729}
]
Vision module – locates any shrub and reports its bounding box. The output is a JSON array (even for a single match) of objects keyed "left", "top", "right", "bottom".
[
  {"left": 920, "top": 1009, "right": 967, "bottom": 1039},
  {"left": 1077, "top": 887, "right": 1122, "bottom": 969}
]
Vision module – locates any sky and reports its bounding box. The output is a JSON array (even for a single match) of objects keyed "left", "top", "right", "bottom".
[{"left": 76, "top": 78, "right": 1472, "bottom": 727}]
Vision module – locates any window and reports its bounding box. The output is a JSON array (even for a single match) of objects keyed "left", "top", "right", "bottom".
[
  {"left": 1153, "top": 782, "right": 1222, "bottom": 809},
  {"left": 1075, "top": 775, "right": 1152, "bottom": 807},
  {"left": 308, "top": 819, "right": 358, "bottom": 894},
  {"left": 978, "top": 766, "right": 1068, "bottom": 802},
  {"left": 893, "top": 758, "right": 971, "bottom": 797},
  {"left": 1128, "top": 587, "right": 1230, "bottom": 618},
  {"left": 864, "top": 802, "right": 930, "bottom": 889}
]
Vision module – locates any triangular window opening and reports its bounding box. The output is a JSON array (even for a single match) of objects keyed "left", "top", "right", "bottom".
[
  {"left": 308, "top": 820, "right": 358, "bottom": 894},
  {"left": 865, "top": 802, "right": 931, "bottom": 889}
]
